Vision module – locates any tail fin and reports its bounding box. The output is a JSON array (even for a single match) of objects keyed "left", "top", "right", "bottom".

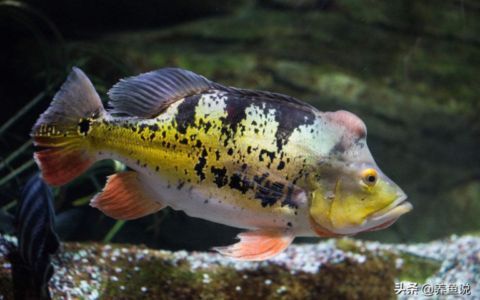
[{"left": 31, "top": 67, "right": 105, "bottom": 186}]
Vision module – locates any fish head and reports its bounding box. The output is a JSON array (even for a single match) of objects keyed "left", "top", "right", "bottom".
[{"left": 308, "top": 111, "right": 412, "bottom": 236}]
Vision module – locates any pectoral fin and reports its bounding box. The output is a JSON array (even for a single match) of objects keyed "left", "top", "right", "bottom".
[
  {"left": 214, "top": 229, "right": 294, "bottom": 261},
  {"left": 91, "top": 171, "right": 164, "bottom": 220}
]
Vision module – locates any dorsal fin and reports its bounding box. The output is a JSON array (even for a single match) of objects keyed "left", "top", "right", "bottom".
[{"left": 107, "top": 68, "right": 214, "bottom": 117}]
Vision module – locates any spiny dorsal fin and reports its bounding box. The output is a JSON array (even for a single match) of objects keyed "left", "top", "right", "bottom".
[{"left": 107, "top": 68, "right": 215, "bottom": 117}]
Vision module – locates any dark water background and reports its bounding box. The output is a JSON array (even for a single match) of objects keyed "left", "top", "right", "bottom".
[{"left": 0, "top": 0, "right": 479, "bottom": 251}]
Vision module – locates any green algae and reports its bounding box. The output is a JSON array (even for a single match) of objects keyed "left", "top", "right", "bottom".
[
  {"left": 95, "top": 243, "right": 396, "bottom": 299},
  {"left": 0, "top": 240, "right": 400, "bottom": 299},
  {"left": 335, "top": 238, "right": 441, "bottom": 284},
  {"left": 397, "top": 253, "right": 441, "bottom": 284}
]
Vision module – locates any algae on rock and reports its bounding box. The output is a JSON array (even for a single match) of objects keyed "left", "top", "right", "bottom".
[{"left": 0, "top": 237, "right": 421, "bottom": 299}]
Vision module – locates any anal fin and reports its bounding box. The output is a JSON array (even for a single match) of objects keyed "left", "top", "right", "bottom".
[
  {"left": 91, "top": 171, "right": 164, "bottom": 220},
  {"left": 214, "top": 229, "right": 294, "bottom": 261}
]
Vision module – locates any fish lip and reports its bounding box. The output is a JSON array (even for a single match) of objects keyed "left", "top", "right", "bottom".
[
  {"left": 357, "top": 194, "right": 412, "bottom": 233},
  {"left": 369, "top": 193, "right": 412, "bottom": 221}
]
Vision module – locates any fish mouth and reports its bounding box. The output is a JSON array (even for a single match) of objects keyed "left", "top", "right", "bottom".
[
  {"left": 370, "top": 193, "right": 411, "bottom": 218},
  {"left": 309, "top": 193, "right": 412, "bottom": 236},
  {"left": 365, "top": 194, "right": 412, "bottom": 231}
]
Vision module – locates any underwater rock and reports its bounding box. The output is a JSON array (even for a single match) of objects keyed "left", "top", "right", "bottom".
[
  {"left": 7, "top": 235, "right": 480, "bottom": 299},
  {"left": 0, "top": 236, "right": 401, "bottom": 299}
]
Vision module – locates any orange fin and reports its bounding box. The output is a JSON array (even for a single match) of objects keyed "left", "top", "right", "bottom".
[
  {"left": 34, "top": 144, "right": 93, "bottom": 186},
  {"left": 91, "top": 171, "right": 164, "bottom": 220},
  {"left": 214, "top": 229, "right": 294, "bottom": 261}
]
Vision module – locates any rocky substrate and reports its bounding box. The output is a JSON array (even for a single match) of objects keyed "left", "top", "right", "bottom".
[{"left": 1, "top": 235, "right": 478, "bottom": 299}]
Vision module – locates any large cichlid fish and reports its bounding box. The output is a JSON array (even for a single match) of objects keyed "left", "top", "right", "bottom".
[{"left": 32, "top": 67, "right": 412, "bottom": 261}]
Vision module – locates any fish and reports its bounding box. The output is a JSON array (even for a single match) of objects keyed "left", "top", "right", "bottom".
[
  {"left": 31, "top": 67, "right": 412, "bottom": 261},
  {"left": 1, "top": 173, "right": 60, "bottom": 299}
]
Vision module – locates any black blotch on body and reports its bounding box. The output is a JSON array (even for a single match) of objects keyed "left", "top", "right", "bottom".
[
  {"left": 175, "top": 95, "right": 201, "bottom": 134},
  {"left": 217, "top": 87, "right": 317, "bottom": 152},
  {"left": 277, "top": 161, "right": 285, "bottom": 170},
  {"left": 194, "top": 149, "right": 208, "bottom": 181},
  {"left": 217, "top": 94, "right": 250, "bottom": 146},
  {"left": 199, "top": 119, "right": 212, "bottom": 133},
  {"left": 253, "top": 172, "right": 269, "bottom": 185},
  {"left": 259, "top": 149, "right": 275, "bottom": 163},
  {"left": 220, "top": 125, "right": 233, "bottom": 147},
  {"left": 281, "top": 184, "right": 298, "bottom": 209},
  {"left": 255, "top": 181, "right": 284, "bottom": 207},
  {"left": 138, "top": 123, "right": 148, "bottom": 134},
  {"left": 211, "top": 166, "right": 228, "bottom": 188},
  {"left": 229, "top": 173, "right": 252, "bottom": 194},
  {"left": 149, "top": 124, "right": 159, "bottom": 132},
  {"left": 222, "top": 97, "right": 251, "bottom": 134},
  {"left": 177, "top": 181, "right": 186, "bottom": 190},
  {"left": 272, "top": 103, "right": 315, "bottom": 152},
  {"left": 78, "top": 118, "right": 91, "bottom": 136}
]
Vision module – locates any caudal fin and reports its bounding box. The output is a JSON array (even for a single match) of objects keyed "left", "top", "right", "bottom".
[{"left": 31, "top": 67, "right": 105, "bottom": 186}]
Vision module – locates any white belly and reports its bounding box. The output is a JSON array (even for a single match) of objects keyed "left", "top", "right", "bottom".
[{"left": 104, "top": 154, "right": 315, "bottom": 236}]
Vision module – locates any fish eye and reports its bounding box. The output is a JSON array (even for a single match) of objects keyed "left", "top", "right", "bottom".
[{"left": 361, "top": 168, "right": 377, "bottom": 186}]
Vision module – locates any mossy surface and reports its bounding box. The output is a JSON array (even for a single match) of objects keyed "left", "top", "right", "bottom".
[
  {"left": 397, "top": 254, "right": 440, "bottom": 284},
  {"left": 0, "top": 239, "right": 404, "bottom": 299},
  {"left": 70, "top": 242, "right": 398, "bottom": 299},
  {"left": 336, "top": 238, "right": 442, "bottom": 284},
  {"left": 0, "top": 236, "right": 452, "bottom": 299}
]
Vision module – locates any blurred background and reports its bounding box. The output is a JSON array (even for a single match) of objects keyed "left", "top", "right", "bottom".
[{"left": 0, "top": 0, "right": 479, "bottom": 250}]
